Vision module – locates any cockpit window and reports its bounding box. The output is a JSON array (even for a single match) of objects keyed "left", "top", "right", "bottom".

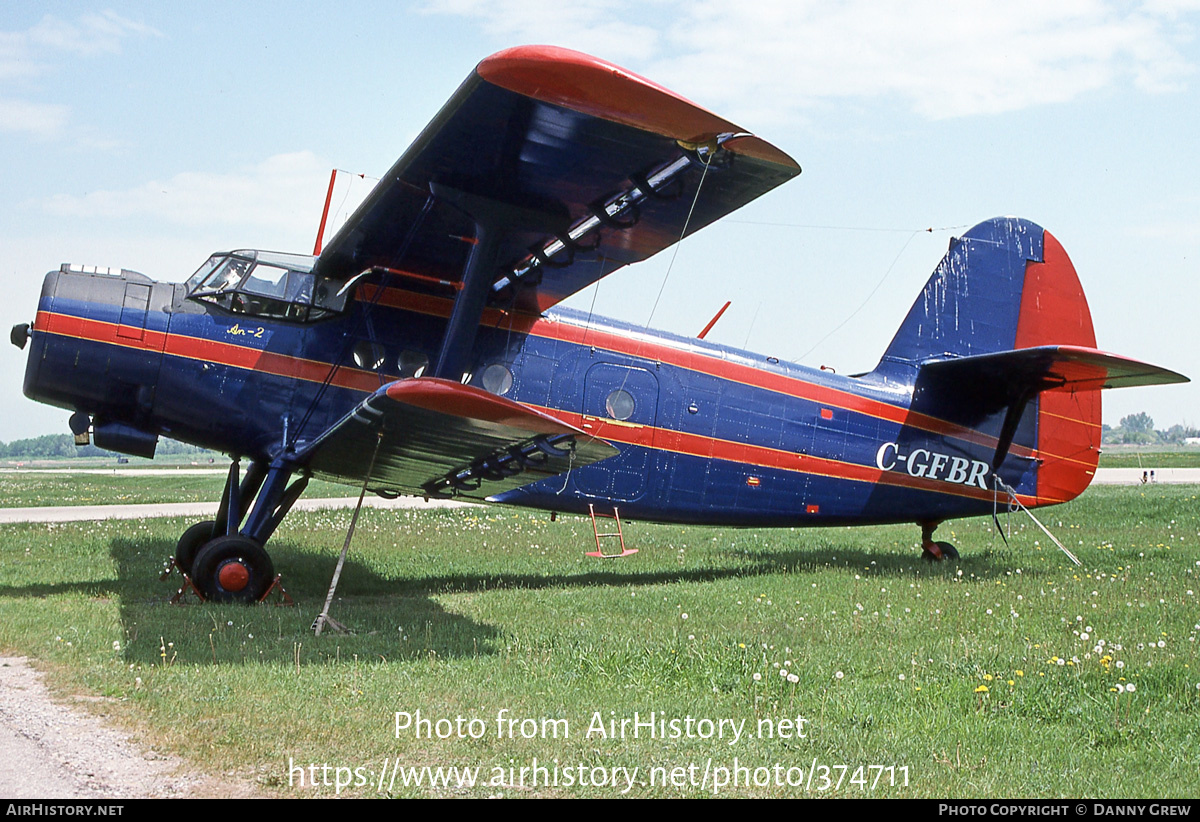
[
  {"left": 184, "top": 255, "right": 222, "bottom": 293},
  {"left": 186, "top": 250, "right": 346, "bottom": 323}
]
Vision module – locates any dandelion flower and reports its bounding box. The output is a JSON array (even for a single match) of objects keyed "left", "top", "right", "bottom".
[{"left": 975, "top": 685, "right": 989, "bottom": 693}]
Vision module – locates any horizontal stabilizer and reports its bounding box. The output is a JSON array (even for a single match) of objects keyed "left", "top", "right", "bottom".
[
  {"left": 919, "top": 345, "right": 1188, "bottom": 410},
  {"left": 300, "top": 378, "right": 617, "bottom": 500}
]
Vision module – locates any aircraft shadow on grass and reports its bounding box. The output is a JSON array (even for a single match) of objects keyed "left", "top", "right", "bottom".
[{"left": 79, "top": 532, "right": 1040, "bottom": 666}]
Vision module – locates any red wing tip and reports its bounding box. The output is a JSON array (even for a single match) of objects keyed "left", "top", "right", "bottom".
[
  {"left": 479, "top": 45, "right": 683, "bottom": 99},
  {"left": 477, "top": 45, "right": 798, "bottom": 170}
]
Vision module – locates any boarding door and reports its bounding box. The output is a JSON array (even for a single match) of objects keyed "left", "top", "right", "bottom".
[{"left": 575, "top": 363, "right": 659, "bottom": 501}]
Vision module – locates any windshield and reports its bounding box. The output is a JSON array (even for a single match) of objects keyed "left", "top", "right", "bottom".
[{"left": 186, "top": 250, "right": 344, "bottom": 322}]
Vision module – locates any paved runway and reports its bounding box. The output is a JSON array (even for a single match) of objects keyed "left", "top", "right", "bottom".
[{"left": 1089, "top": 467, "right": 1200, "bottom": 485}]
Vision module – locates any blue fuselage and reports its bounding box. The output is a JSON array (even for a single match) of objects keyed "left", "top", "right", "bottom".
[{"left": 26, "top": 269, "right": 1042, "bottom": 528}]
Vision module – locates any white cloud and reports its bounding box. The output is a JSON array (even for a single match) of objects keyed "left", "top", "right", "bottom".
[
  {"left": 420, "top": 0, "right": 664, "bottom": 63},
  {"left": 0, "top": 11, "right": 159, "bottom": 136},
  {"left": 0, "top": 97, "right": 68, "bottom": 136},
  {"left": 24, "top": 11, "right": 160, "bottom": 57},
  {"left": 41, "top": 152, "right": 334, "bottom": 234},
  {"left": 430, "top": 0, "right": 1197, "bottom": 120}
]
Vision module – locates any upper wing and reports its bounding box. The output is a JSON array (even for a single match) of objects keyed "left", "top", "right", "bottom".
[
  {"left": 315, "top": 46, "right": 800, "bottom": 314},
  {"left": 298, "top": 377, "right": 618, "bottom": 500}
]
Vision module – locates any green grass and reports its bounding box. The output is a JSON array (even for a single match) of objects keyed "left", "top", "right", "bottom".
[
  {"left": 0, "top": 486, "right": 1197, "bottom": 797},
  {"left": 1098, "top": 449, "right": 1200, "bottom": 468},
  {"left": 0, "top": 472, "right": 356, "bottom": 508}
]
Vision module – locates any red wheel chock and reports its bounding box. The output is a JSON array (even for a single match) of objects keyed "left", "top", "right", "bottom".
[{"left": 160, "top": 557, "right": 294, "bottom": 605}]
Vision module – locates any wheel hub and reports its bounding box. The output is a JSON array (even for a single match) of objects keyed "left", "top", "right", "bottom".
[{"left": 217, "top": 559, "right": 251, "bottom": 592}]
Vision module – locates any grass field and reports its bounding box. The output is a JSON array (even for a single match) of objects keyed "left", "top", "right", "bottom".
[
  {"left": 0, "top": 472, "right": 355, "bottom": 508},
  {"left": 1098, "top": 447, "right": 1200, "bottom": 468},
  {"left": 0, "top": 484, "right": 1197, "bottom": 798}
]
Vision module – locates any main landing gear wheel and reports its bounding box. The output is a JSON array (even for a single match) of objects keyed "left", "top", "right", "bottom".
[
  {"left": 175, "top": 520, "right": 215, "bottom": 575},
  {"left": 191, "top": 535, "right": 275, "bottom": 604}
]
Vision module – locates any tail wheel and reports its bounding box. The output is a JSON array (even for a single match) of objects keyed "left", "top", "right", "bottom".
[
  {"left": 934, "top": 541, "right": 960, "bottom": 560},
  {"left": 192, "top": 535, "right": 275, "bottom": 604},
  {"left": 921, "top": 540, "right": 960, "bottom": 562}
]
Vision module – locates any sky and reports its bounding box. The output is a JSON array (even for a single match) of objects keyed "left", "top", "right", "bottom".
[{"left": 2, "top": 0, "right": 1198, "bottom": 442}]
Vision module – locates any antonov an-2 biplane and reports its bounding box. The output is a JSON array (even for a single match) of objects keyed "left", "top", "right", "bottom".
[{"left": 12, "top": 46, "right": 1187, "bottom": 603}]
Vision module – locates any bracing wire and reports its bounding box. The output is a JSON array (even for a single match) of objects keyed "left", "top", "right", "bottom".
[
  {"left": 613, "top": 151, "right": 715, "bottom": 397},
  {"left": 795, "top": 228, "right": 922, "bottom": 362}
]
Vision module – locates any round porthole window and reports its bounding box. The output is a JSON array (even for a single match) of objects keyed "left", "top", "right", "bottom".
[
  {"left": 353, "top": 341, "right": 386, "bottom": 371},
  {"left": 481, "top": 363, "right": 514, "bottom": 395},
  {"left": 605, "top": 388, "right": 635, "bottom": 420},
  {"left": 398, "top": 350, "right": 429, "bottom": 378}
]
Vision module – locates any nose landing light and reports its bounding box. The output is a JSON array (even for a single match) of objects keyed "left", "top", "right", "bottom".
[{"left": 10, "top": 323, "right": 29, "bottom": 350}]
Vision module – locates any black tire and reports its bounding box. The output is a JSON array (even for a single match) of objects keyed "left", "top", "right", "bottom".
[
  {"left": 191, "top": 535, "right": 275, "bottom": 604},
  {"left": 175, "top": 520, "right": 215, "bottom": 575},
  {"left": 934, "top": 541, "right": 960, "bottom": 560}
]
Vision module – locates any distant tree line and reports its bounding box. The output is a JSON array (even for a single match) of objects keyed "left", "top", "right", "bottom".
[
  {"left": 1102, "top": 413, "right": 1199, "bottom": 446},
  {"left": 0, "top": 434, "right": 216, "bottom": 459}
]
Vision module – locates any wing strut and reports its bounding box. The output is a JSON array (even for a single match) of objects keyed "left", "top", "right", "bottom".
[{"left": 429, "top": 183, "right": 567, "bottom": 382}]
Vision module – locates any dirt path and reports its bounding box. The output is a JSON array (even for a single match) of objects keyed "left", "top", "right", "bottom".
[{"left": 0, "top": 656, "right": 259, "bottom": 799}]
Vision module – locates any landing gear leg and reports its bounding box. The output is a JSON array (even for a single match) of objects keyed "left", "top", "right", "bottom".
[
  {"left": 920, "top": 521, "right": 960, "bottom": 562},
  {"left": 187, "top": 457, "right": 308, "bottom": 604}
]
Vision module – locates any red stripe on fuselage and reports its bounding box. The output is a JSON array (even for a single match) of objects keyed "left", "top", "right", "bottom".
[
  {"left": 357, "top": 284, "right": 1045, "bottom": 462},
  {"left": 37, "top": 303, "right": 1055, "bottom": 506},
  {"left": 535, "top": 405, "right": 1046, "bottom": 506},
  {"left": 36, "top": 310, "right": 384, "bottom": 394}
]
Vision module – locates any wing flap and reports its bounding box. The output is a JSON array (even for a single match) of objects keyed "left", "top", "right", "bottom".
[{"left": 299, "top": 378, "right": 617, "bottom": 500}]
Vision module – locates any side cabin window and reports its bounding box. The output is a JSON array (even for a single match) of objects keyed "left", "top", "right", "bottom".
[{"left": 186, "top": 250, "right": 347, "bottom": 323}]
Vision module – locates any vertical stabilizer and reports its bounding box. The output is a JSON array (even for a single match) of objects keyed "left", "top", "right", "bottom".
[{"left": 874, "top": 217, "right": 1102, "bottom": 504}]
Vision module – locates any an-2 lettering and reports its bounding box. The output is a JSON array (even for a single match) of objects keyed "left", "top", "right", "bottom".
[{"left": 227, "top": 323, "right": 264, "bottom": 339}]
